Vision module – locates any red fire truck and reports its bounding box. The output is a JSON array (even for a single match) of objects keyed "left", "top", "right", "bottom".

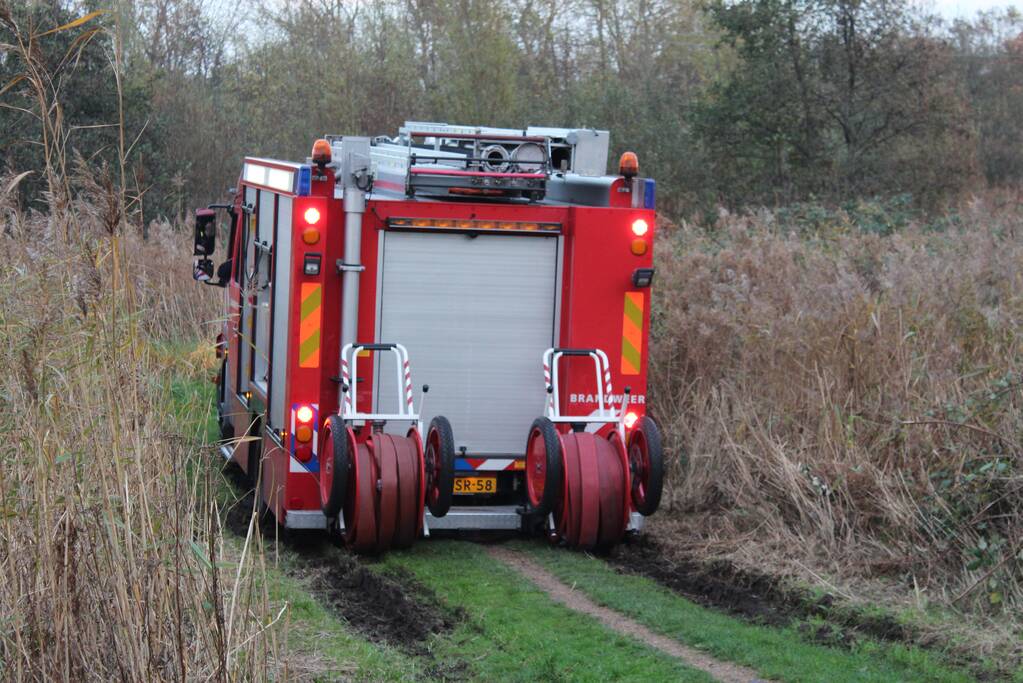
[{"left": 192, "top": 122, "right": 664, "bottom": 553}]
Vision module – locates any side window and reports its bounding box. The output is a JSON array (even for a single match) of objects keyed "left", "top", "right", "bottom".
[
  {"left": 245, "top": 216, "right": 258, "bottom": 284},
  {"left": 227, "top": 212, "right": 240, "bottom": 285},
  {"left": 240, "top": 187, "right": 257, "bottom": 287},
  {"left": 252, "top": 243, "right": 272, "bottom": 391}
]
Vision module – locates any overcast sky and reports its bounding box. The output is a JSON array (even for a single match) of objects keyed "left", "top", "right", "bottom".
[{"left": 919, "top": 0, "right": 1022, "bottom": 18}]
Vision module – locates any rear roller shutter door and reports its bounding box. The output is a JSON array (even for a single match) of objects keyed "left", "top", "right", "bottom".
[{"left": 377, "top": 230, "right": 558, "bottom": 455}]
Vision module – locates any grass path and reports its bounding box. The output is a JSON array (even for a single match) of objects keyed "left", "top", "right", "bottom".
[
  {"left": 487, "top": 545, "right": 765, "bottom": 683},
  {"left": 380, "top": 541, "right": 714, "bottom": 682},
  {"left": 517, "top": 542, "right": 974, "bottom": 683}
]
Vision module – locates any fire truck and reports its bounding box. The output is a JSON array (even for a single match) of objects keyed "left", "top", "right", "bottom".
[{"left": 192, "top": 122, "right": 664, "bottom": 553}]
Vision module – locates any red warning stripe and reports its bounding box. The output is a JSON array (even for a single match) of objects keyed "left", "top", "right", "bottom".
[{"left": 458, "top": 458, "right": 525, "bottom": 471}]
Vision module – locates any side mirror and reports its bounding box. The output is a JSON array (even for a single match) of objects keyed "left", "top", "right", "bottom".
[
  {"left": 194, "top": 258, "right": 214, "bottom": 282},
  {"left": 193, "top": 209, "right": 217, "bottom": 257}
]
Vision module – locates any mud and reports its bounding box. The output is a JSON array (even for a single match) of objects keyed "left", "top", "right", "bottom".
[
  {"left": 610, "top": 537, "right": 1015, "bottom": 679},
  {"left": 218, "top": 462, "right": 463, "bottom": 659},
  {"left": 611, "top": 536, "right": 914, "bottom": 645}
]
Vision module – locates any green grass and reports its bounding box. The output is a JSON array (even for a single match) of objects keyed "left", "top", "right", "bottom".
[
  {"left": 519, "top": 542, "right": 976, "bottom": 683},
  {"left": 380, "top": 541, "right": 714, "bottom": 683},
  {"left": 162, "top": 350, "right": 421, "bottom": 680},
  {"left": 158, "top": 338, "right": 221, "bottom": 443},
  {"left": 167, "top": 372, "right": 220, "bottom": 442},
  {"left": 159, "top": 341, "right": 986, "bottom": 682}
]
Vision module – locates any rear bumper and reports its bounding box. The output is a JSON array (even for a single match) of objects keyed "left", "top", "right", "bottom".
[
  {"left": 425, "top": 505, "right": 522, "bottom": 531},
  {"left": 281, "top": 506, "right": 646, "bottom": 533},
  {"left": 280, "top": 505, "right": 524, "bottom": 532}
]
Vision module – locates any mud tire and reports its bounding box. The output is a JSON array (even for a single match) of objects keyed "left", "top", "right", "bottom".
[
  {"left": 425, "top": 416, "right": 455, "bottom": 518},
  {"left": 628, "top": 416, "right": 664, "bottom": 516},
  {"left": 320, "top": 415, "right": 352, "bottom": 518},
  {"left": 526, "top": 417, "right": 563, "bottom": 516}
]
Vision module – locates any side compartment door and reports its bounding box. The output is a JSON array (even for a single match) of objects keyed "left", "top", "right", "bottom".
[
  {"left": 268, "top": 197, "right": 292, "bottom": 431},
  {"left": 251, "top": 190, "right": 275, "bottom": 396},
  {"left": 236, "top": 187, "right": 258, "bottom": 398},
  {"left": 243, "top": 188, "right": 292, "bottom": 434}
]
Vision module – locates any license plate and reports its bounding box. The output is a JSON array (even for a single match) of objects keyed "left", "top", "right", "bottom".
[{"left": 453, "top": 476, "right": 497, "bottom": 495}]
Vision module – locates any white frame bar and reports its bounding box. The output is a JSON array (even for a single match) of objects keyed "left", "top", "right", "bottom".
[
  {"left": 340, "top": 343, "right": 422, "bottom": 435},
  {"left": 542, "top": 347, "right": 624, "bottom": 438}
]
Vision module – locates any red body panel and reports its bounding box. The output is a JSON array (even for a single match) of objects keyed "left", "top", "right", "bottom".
[
  {"left": 218, "top": 163, "right": 655, "bottom": 519},
  {"left": 559, "top": 206, "right": 653, "bottom": 421}
]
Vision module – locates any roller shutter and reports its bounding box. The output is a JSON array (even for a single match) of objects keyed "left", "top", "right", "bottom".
[{"left": 376, "top": 230, "right": 558, "bottom": 455}]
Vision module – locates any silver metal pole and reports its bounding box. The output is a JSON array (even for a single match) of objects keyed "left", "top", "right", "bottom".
[
  {"left": 340, "top": 187, "right": 365, "bottom": 351},
  {"left": 337, "top": 137, "right": 371, "bottom": 407}
]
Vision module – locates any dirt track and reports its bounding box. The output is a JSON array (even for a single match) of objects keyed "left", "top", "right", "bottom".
[
  {"left": 487, "top": 545, "right": 768, "bottom": 683},
  {"left": 221, "top": 468, "right": 461, "bottom": 655},
  {"left": 216, "top": 464, "right": 978, "bottom": 681},
  {"left": 611, "top": 536, "right": 917, "bottom": 649}
]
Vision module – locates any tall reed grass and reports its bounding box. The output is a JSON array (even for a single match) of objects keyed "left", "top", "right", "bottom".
[
  {"left": 0, "top": 166, "right": 281, "bottom": 679},
  {"left": 651, "top": 193, "right": 1023, "bottom": 612}
]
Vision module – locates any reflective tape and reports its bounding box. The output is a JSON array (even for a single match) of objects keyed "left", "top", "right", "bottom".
[
  {"left": 299, "top": 283, "right": 322, "bottom": 368},
  {"left": 621, "top": 291, "right": 644, "bottom": 375},
  {"left": 455, "top": 458, "right": 525, "bottom": 471}
]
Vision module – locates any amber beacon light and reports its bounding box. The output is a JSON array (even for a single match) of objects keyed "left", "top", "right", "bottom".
[
  {"left": 311, "top": 138, "right": 332, "bottom": 167},
  {"left": 619, "top": 151, "right": 639, "bottom": 179}
]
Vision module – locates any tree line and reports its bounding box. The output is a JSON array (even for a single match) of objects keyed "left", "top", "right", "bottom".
[{"left": 2, "top": 0, "right": 1021, "bottom": 220}]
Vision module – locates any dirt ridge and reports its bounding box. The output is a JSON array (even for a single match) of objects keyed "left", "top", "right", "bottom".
[
  {"left": 488, "top": 545, "right": 768, "bottom": 683},
  {"left": 609, "top": 537, "right": 1014, "bottom": 681},
  {"left": 611, "top": 537, "right": 913, "bottom": 642}
]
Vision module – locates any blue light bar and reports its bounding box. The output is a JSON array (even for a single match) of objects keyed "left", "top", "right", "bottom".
[
  {"left": 295, "top": 165, "right": 312, "bottom": 196},
  {"left": 643, "top": 179, "right": 656, "bottom": 209}
]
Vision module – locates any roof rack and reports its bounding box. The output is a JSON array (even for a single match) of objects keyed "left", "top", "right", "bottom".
[
  {"left": 401, "top": 128, "right": 550, "bottom": 200},
  {"left": 330, "top": 122, "right": 611, "bottom": 202}
]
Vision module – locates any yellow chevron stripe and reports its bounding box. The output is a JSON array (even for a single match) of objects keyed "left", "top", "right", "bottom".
[
  {"left": 299, "top": 283, "right": 321, "bottom": 368},
  {"left": 300, "top": 284, "right": 321, "bottom": 319},
  {"left": 621, "top": 292, "right": 644, "bottom": 375}
]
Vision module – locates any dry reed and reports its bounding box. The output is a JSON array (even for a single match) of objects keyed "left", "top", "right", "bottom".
[
  {"left": 651, "top": 194, "right": 1023, "bottom": 613},
  {"left": 0, "top": 167, "right": 281, "bottom": 679}
]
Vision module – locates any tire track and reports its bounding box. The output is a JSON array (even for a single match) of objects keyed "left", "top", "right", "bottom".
[{"left": 487, "top": 546, "right": 769, "bottom": 683}]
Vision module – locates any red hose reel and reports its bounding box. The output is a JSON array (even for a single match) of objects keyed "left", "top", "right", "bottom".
[
  {"left": 527, "top": 348, "right": 663, "bottom": 551},
  {"left": 318, "top": 343, "right": 454, "bottom": 554}
]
